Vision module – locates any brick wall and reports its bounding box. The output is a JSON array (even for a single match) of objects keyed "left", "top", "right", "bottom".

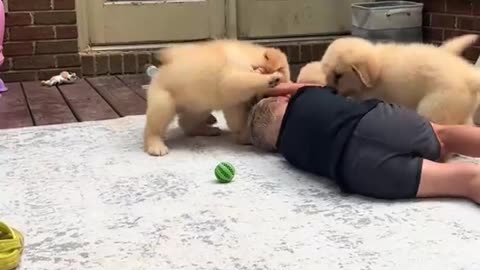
[
  {"left": 79, "top": 42, "right": 330, "bottom": 80},
  {"left": 0, "top": 0, "right": 326, "bottom": 82},
  {"left": 3, "top": 0, "right": 479, "bottom": 82},
  {"left": 0, "top": 0, "right": 80, "bottom": 82},
  {"left": 418, "top": 0, "right": 480, "bottom": 61}
]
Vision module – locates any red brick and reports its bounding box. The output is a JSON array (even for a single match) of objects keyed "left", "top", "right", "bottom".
[
  {"left": 474, "top": 2, "right": 480, "bottom": 15},
  {"left": 0, "top": 71, "right": 37, "bottom": 82},
  {"left": 57, "top": 54, "right": 80, "bottom": 67},
  {"left": 81, "top": 54, "right": 95, "bottom": 76},
  {"left": 13, "top": 55, "right": 56, "bottom": 70},
  {"left": 10, "top": 26, "right": 55, "bottom": 41},
  {"left": 311, "top": 43, "right": 328, "bottom": 60},
  {"left": 109, "top": 54, "right": 123, "bottom": 74},
  {"left": 137, "top": 52, "right": 151, "bottom": 73},
  {"left": 445, "top": 0, "right": 473, "bottom": 15},
  {"left": 36, "top": 40, "right": 78, "bottom": 54},
  {"left": 56, "top": 25, "right": 78, "bottom": 39},
  {"left": 9, "top": 0, "right": 52, "bottom": 11},
  {"left": 96, "top": 54, "right": 109, "bottom": 75},
  {"left": 423, "top": 13, "right": 432, "bottom": 27},
  {"left": 34, "top": 11, "right": 76, "bottom": 25},
  {"left": 53, "top": 0, "right": 75, "bottom": 10},
  {"left": 420, "top": 0, "right": 446, "bottom": 13},
  {"left": 287, "top": 45, "right": 300, "bottom": 63},
  {"left": 0, "top": 58, "right": 12, "bottom": 72},
  {"left": 38, "top": 68, "right": 81, "bottom": 80},
  {"left": 6, "top": 13, "right": 33, "bottom": 27},
  {"left": 290, "top": 64, "right": 303, "bottom": 82},
  {"left": 431, "top": 14, "right": 456, "bottom": 28},
  {"left": 457, "top": 17, "right": 480, "bottom": 31},
  {"left": 151, "top": 52, "right": 160, "bottom": 66},
  {"left": 3, "top": 41, "right": 34, "bottom": 56},
  {"left": 299, "top": 44, "right": 312, "bottom": 62},
  {"left": 124, "top": 53, "right": 137, "bottom": 74},
  {"left": 423, "top": 27, "right": 444, "bottom": 42}
]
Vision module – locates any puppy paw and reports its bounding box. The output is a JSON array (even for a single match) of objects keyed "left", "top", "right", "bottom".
[
  {"left": 267, "top": 72, "right": 283, "bottom": 88},
  {"left": 205, "top": 114, "right": 217, "bottom": 125},
  {"left": 145, "top": 140, "right": 169, "bottom": 156}
]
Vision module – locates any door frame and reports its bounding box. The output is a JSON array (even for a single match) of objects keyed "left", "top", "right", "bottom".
[
  {"left": 76, "top": 0, "right": 226, "bottom": 52},
  {"left": 76, "top": 0, "right": 360, "bottom": 52}
]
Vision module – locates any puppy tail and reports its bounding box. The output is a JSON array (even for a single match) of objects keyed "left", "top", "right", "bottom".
[
  {"left": 154, "top": 43, "right": 200, "bottom": 65},
  {"left": 439, "top": 34, "right": 479, "bottom": 55},
  {"left": 155, "top": 47, "right": 175, "bottom": 65}
]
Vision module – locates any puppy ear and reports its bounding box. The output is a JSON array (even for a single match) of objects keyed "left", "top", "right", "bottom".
[
  {"left": 264, "top": 47, "right": 283, "bottom": 61},
  {"left": 264, "top": 51, "right": 270, "bottom": 61},
  {"left": 351, "top": 57, "right": 379, "bottom": 88}
]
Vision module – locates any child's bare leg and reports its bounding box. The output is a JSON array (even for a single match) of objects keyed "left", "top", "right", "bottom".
[
  {"left": 417, "top": 159, "right": 480, "bottom": 203},
  {"left": 433, "top": 123, "right": 480, "bottom": 157},
  {"left": 264, "top": 83, "right": 317, "bottom": 97},
  {"left": 218, "top": 70, "right": 282, "bottom": 106}
]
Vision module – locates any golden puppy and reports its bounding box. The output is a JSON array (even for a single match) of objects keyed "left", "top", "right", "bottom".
[
  {"left": 296, "top": 61, "right": 327, "bottom": 86},
  {"left": 144, "top": 39, "right": 290, "bottom": 156},
  {"left": 318, "top": 34, "right": 480, "bottom": 125},
  {"left": 298, "top": 35, "right": 477, "bottom": 86}
]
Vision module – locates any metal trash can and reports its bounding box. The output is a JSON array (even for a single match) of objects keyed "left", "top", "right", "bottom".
[{"left": 351, "top": 1, "right": 424, "bottom": 43}]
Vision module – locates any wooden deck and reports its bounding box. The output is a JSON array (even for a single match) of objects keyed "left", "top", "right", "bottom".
[{"left": 0, "top": 75, "right": 149, "bottom": 129}]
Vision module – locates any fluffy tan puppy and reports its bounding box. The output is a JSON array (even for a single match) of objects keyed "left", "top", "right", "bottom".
[
  {"left": 317, "top": 34, "right": 480, "bottom": 125},
  {"left": 296, "top": 61, "right": 327, "bottom": 86},
  {"left": 144, "top": 39, "right": 290, "bottom": 156},
  {"left": 296, "top": 35, "right": 476, "bottom": 86}
]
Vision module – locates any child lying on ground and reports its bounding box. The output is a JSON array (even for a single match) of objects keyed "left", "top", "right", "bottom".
[{"left": 248, "top": 83, "right": 480, "bottom": 203}]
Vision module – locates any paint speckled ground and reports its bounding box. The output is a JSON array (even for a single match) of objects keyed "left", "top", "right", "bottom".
[{"left": 1, "top": 114, "right": 480, "bottom": 270}]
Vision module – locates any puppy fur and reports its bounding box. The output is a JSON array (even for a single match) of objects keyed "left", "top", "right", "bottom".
[
  {"left": 144, "top": 39, "right": 290, "bottom": 156},
  {"left": 439, "top": 34, "right": 479, "bottom": 55},
  {"left": 296, "top": 61, "right": 327, "bottom": 86},
  {"left": 317, "top": 34, "right": 480, "bottom": 125}
]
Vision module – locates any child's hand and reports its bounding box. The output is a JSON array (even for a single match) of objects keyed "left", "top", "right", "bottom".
[{"left": 265, "top": 82, "right": 322, "bottom": 97}]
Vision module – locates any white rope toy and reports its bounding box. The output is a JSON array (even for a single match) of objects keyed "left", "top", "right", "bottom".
[{"left": 41, "top": 71, "right": 78, "bottom": 87}]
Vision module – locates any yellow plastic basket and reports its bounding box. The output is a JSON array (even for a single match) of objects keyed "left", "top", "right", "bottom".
[{"left": 0, "top": 222, "right": 24, "bottom": 270}]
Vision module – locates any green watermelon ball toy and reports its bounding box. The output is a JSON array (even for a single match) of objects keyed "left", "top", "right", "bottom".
[{"left": 215, "top": 162, "right": 236, "bottom": 183}]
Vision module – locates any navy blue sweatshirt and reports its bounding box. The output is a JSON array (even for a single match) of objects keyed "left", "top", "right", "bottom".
[{"left": 276, "top": 86, "right": 380, "bottom": 182}]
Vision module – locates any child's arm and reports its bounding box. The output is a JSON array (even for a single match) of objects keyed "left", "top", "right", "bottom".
[{"left": 265, "top": 83, "right": 324, "bottom": 97}]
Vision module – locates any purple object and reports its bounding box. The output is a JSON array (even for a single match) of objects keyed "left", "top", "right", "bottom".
[{"left": 0, "top": 0, "right": 7, "bottom": 92}]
